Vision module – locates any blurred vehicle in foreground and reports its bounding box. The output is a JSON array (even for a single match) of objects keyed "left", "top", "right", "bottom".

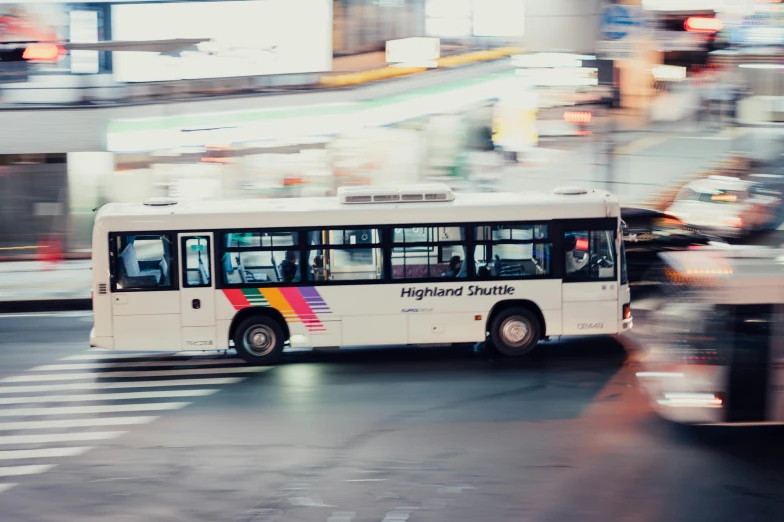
[
  {"left": 621, "top": 207, "right": 728, "bottom": 285},
  {"left": 637, "top": 247, "right": 784, "bottom": 426},
  {"left": 666, "top": 176, "right": 781, "bottom": 238}
]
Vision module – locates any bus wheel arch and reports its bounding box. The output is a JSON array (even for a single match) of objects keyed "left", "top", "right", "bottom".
[
  {"left": 230, "top": 308, "right": 290, "bottom": 365},
  {"left": 486, "top": 300, "right": 545, "bottom": 357}
]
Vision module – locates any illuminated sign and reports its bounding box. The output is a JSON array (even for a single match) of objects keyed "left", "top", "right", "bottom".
[
  {"left": 386, "top": 37, "right": 440, "bottom": 66},
  {"left": 111, "top": 0, "right": 331, "bottom": 82}
]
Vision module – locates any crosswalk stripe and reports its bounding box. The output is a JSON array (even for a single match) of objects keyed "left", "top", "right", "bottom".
[
  {"left": 0, "top": 483, "right": 16, "bottom": 494},
  {"left": 1, "top": 366, "right": 268, "bottom": 383},
  {"left": 0, "top": 377, "right": 243, "bottom": 395},
  {"left": 0, "top": 465, "right": 56, "bottom": 477},
  {"left": 68, "top": 351, "right": 233, "bottom": 360},
  {"left": 0, "top": 389, "right": 217, "bottom": 405},
  {"left": 0, "top": 446, "right": 94, "bottom": 460},
  {"left": 0, "top": 402, "right": 190, "bottom": 417},
  {"left": 0, "top": 431, "right": 126, "bottom": 445},
  {"left": 0, "top": 416, "right": 159, "bottom": 431},
  {"left": 31, "top": 359, "right": 244, "bottom": 371}
]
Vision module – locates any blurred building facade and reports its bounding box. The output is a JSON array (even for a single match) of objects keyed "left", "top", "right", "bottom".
[{"left": 2, "top": 0, "right": 782, "bottom": 257}]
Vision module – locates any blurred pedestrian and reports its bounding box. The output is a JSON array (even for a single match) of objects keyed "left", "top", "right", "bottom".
[{"left": 38, "top": 233, "right": 63, "bottom": 271}]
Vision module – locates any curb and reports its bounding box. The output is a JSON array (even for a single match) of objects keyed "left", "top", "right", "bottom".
[{"left": 0, "top": 299, "right": 92, "bottom": 314}]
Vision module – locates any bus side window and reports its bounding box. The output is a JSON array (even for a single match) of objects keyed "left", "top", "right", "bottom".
[
  {"left": 473, "top": 223, "right": 551, "bottom": 278},
  {"left": 113, "top": 234, "right": 174, "bottom": 291},
  {"left": 308, "top": 228, "right": 383, "bottom": 281},
  {"left": 182, "top": 236, "right": 211, "bottom": 287},
  {"left": 564, "top": 230, "right": 615, "bottom": 281}
]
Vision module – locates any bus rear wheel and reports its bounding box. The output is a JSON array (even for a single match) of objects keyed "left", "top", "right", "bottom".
[
  {"left": 489, "top": 307, "right": 540, "bottom": 357},
  {"left": 234, "top": 315, "right": 286, "bottom": 365}
]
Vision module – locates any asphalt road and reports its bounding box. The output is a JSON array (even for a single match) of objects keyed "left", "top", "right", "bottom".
[{"left": 0, "top": 311, "right": 782, "bottom": 522}]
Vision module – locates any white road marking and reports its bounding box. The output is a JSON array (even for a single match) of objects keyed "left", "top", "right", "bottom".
[
  {"left": 0, "top": 402, "right": 190, "bottom": 417},
  {"left": 1, "top": 366, "right": 268, "bottom": 383},
  {"left": 72, "top": 350, "right": 228, "bottom": 360},
  {"left": 0, "top": 465, "right": 56, "bottom": 477},
  {"left": 0, "top": 416, "right": 159, "bottom": 432},
  {"left": 0, "top": 446, "right": 94, "bottom": 460},
  {"left": 0, "top": 377, "right": 243, "bottom": 394},
  {"left": 0, "top": 431, "right": 126, "bottom": 445},
  {"left": 0, "top": 483, "right": 16, "bottom": 494},
  {"left": 0, "top": 389, "right": 217, "bottom": 405},
  {"left": 31, "top": 358, "right": 244, "bottom": 371}
]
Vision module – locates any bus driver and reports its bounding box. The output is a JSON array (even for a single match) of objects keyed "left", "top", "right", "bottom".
[{"left": 564, "top": 234, "right": 589, "bottom": 275}]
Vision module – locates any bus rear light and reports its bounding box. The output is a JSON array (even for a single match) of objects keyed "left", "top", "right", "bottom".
[{"left": 623, "top": 304, "right": 631, "bottom": 320}]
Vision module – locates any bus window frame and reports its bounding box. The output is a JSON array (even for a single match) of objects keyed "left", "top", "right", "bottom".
[
  {"left": 390, "top": 224, "right": 469, "bottom": 281},
  {"left": 108, "top": 217, "right": 623, "bottom": 292}
]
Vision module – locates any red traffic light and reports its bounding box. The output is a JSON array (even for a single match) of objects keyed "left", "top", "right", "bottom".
[
  {"left": 684, "top": 17, "right": 723, "bottom": 34},
  {"left": 23, "top": 43, "right": 65, "bottom": 62}
]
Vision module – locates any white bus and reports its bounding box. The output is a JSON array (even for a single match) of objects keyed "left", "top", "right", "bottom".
[
  {"left": 638, "top": 248, "right": 784, "bottom": 425},
  {"left": 90, "top": 184, "right": 633, "bottom": 364}
]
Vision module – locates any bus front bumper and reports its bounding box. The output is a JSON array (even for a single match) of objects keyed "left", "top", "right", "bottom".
[
  {"left": 89, "top": 328, "right": 114, "bottom": 349},
  {"left": 621, "top": 317, "right": 633, "bottom": 333}
]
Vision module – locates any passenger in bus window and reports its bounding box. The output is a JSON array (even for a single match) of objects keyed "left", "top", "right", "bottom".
[
  {"left": 446, "top": 255, "right": 463, "bottom": 278},
  {"left": 312, "top": 255, "right": 326, "bottom": 281},
  {"left": 279, "top": 250, "right": 300, "bottom": 283},
  {"left": 565, "top": 234, "right": 589, "bottom": 275}
]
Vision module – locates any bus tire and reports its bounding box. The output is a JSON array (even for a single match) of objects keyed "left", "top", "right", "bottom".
[
  {"left": 489, "top": 307, "right": 540, "bottom": 357},
  {"left": 233, "top": 315, "right": 286, "bottom": 365}
]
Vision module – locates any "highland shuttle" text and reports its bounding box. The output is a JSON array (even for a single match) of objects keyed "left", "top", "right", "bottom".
[{"left": 400, "top": 285, "right": 516, "bottom": 301}]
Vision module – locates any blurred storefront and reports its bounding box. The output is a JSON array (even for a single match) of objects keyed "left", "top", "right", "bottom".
[
  {"left": 5, "top": 73, "right": 518, "bottom": 252},
  {"left": 0, "top": 154, "right": 69, "bottom": 254},
  {"left": 334, "top": 0, "right": 425, "bottom": 55}
]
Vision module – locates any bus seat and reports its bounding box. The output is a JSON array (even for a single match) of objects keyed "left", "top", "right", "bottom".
[
  {"left": 119, "top": 244, "right": 162, "bottom": 286},
  {"left": 198, "top": 260, "right": 210, "bottom": 285}
]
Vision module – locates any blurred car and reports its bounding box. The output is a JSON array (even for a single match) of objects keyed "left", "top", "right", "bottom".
[
  {"left": 621, "top": 207, "right": 728, "bottom": 284},
  {"left": 666, "top": 175, "right": 780, "bottom": 238},
  {"left": 636, "top": 247, "right": 784, "bottom": 426}
]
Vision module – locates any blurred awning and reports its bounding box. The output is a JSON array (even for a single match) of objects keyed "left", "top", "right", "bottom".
[{"left": 63, "top": 39, "right": 209, "bottom": 53}]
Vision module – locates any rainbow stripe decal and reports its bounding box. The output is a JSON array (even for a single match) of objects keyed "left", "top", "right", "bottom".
[{"left": 223, "top": 287, "right": 332, "bottom": 333}]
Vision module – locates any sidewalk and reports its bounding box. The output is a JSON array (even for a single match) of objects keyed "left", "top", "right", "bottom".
[{"left": 0, "top": 260, "right": 91, "bottom": 302}]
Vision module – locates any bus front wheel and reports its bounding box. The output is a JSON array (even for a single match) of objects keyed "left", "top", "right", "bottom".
[
  {"left": 234, "top": 315, "right": 286, "bottom": 365},
  {"left": 489, "top": 307, "right": 540, "bottom": 357}
]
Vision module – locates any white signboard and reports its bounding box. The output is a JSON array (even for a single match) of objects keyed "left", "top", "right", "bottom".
[
  {"left": 111, "top": 0, "right": 332, "bottom": 83},
  {"left": 69, "top": 11, "right": 99, "bottom": 74},
  {"left": 642, "top": 0, "right": 726, "bottom": 11},
  {"left": 425, "top": 0, "right": 525, "bottom": 37},
  {"left": 386, "top": 37, "right": 440, "bottom": 64},
  {"left": 472, "top": 0, "right": 525, "bottom": 37}
]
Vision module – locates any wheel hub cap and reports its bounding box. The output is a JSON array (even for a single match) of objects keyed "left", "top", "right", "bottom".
[{"left": 501, "top": 318, "right": 530, "bottom": 346}]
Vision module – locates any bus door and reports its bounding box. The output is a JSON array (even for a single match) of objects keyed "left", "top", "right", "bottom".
[
  {"left": 111, "top": 233, "right": 181, "bottom": 350},
  {"left": 561, "top": 228, "right": 619, "bottom": 335},
  {"left": 178, "top": 233, "right": 217, "bottom": 350}
]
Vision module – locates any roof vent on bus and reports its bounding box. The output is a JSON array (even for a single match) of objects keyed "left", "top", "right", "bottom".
[
  {"left": 337, "top": 184, "right": 455, "bottom": 204},
  {"left": 553, "top": 186, "right": 589, "bottom": 196},
  {"left": 143, "top": 197, "right": 178, "bottom": 207}
]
